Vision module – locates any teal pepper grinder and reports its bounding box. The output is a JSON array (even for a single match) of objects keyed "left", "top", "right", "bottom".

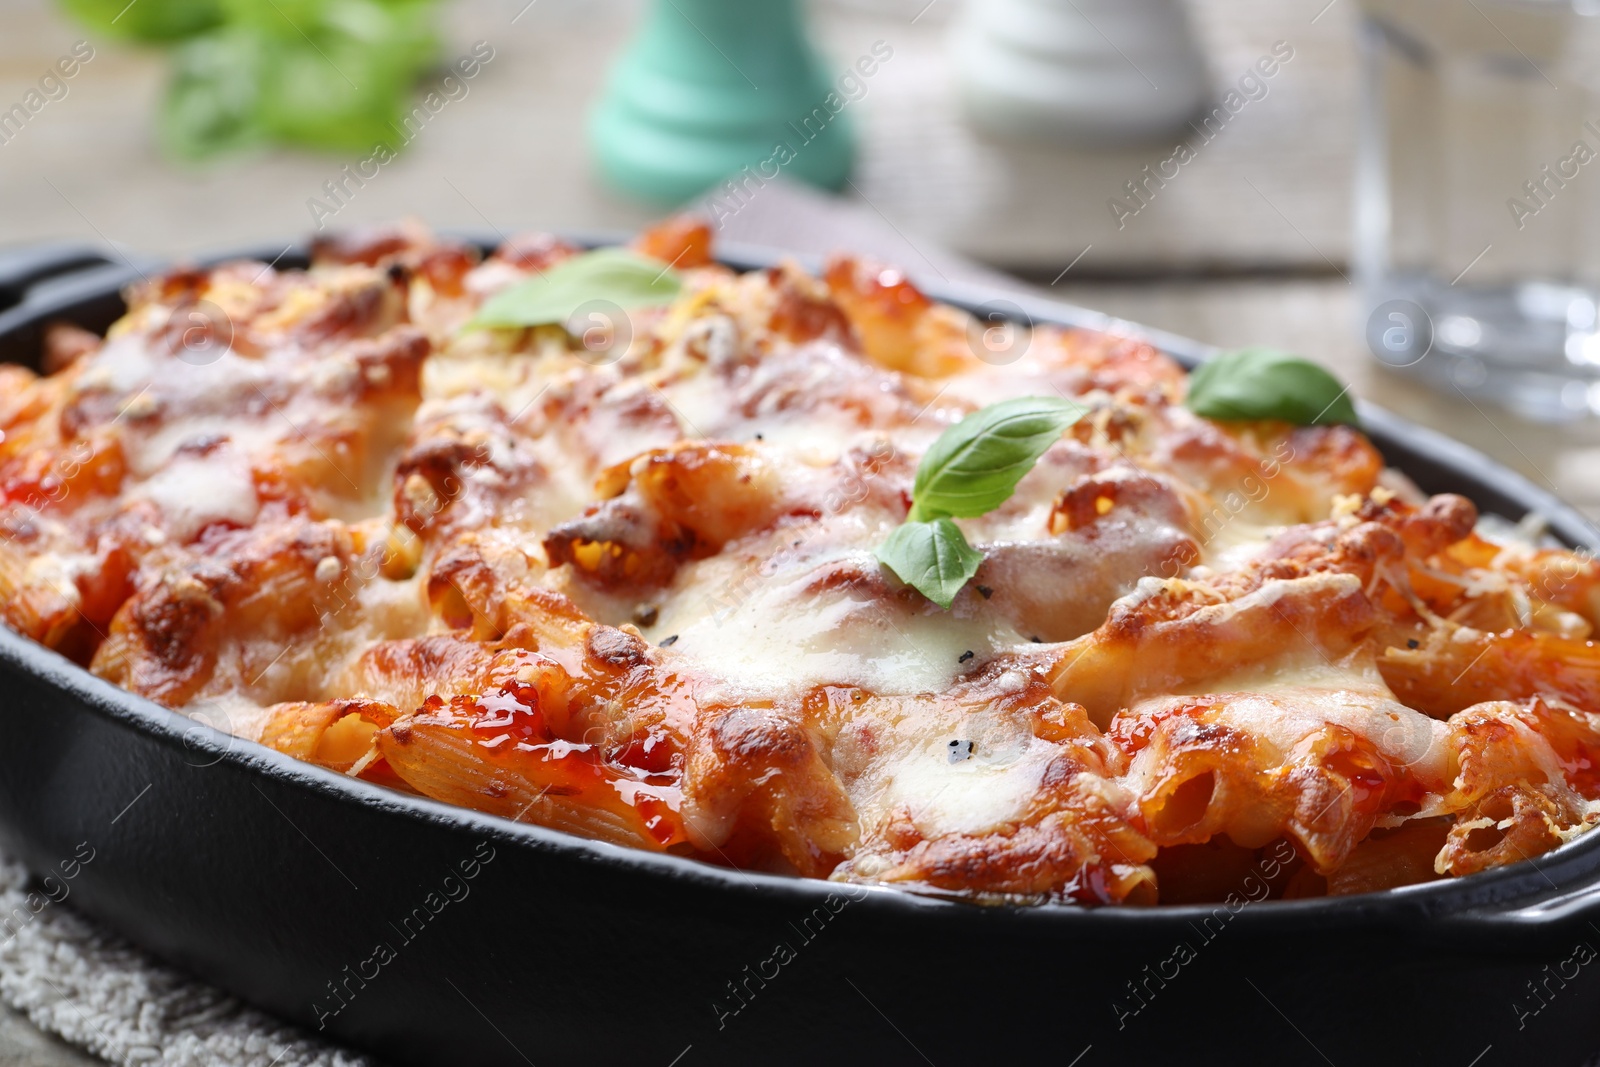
[{"left": 590, "top": 0, "right": 854, "bottom": 205}]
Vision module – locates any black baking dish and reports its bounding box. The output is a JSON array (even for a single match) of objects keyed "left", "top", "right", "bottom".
[{"left": 1, "top": 239, "right": 1599, "bottom": 1067}]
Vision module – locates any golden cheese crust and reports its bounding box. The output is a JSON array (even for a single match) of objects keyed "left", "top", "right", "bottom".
[{"left": 6, "top": 216, "right": 1600, "bottom": 905}]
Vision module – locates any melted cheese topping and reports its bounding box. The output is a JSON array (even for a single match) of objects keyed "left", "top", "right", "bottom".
[
  {"left": 659, "top": 558, "right": 1028, "bottom": 699},
  {"left": 134, "top": 452, "right": 261, "bottom": 541},
  {"left": 1174, "top": 655, "right": 1451, "bottom": 781},
  {"left": 4, "top": 221, "right": 1597, "bottom": 906}
]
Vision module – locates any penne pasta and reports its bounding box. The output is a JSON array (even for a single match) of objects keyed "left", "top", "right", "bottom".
[{"left": 3, "top": 214, "right": 1598, "bottom": 905}]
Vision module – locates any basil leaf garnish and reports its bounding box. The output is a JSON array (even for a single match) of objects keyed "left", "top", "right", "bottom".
[
  {"left": 1185, "top": 347, "right": 1359, "bottom": 427},
  {"left": 873, "top": 518, "right": 984, "bottom": 610},
  {"left": 468, "top": 247, "right": 682, "bottom": 330},
  {"left": 907, "top": 396, "right": 1086, "bottom": 523},
  {"left": 878, "top": 396, "right": 1085, "bottom": 607}
]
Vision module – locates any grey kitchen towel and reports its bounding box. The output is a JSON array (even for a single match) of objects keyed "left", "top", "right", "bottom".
[{"left": 0, "top": 854, "right": 371, "bottom": 1066}]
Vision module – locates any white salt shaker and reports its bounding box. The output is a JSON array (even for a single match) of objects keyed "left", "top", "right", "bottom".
[{"left": 951, "top": 0, "right": 1209, "bottom": 144}]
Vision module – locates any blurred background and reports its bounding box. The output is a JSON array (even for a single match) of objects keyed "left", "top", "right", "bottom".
[{"left": 2, "top": 0, "right": 1598, "bottom": 533}]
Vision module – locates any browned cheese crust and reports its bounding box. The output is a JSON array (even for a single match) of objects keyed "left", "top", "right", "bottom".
[{"left": 5, "top": 217, "right": 1599, "bottom": 904}]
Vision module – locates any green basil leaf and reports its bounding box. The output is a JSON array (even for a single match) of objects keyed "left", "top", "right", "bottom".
[
  {"left": 160, "top": 29, "right": 269, "bottom": 160},
  {"left": 1185, "top": 347, "right": 1359, "bottom": 427},
  {"left": 468, "top": 248, "right": 682, "bottom": 330},
  {"left": 907, "top": 396, "right": 1086, "bottom": 522},
  {"left": 62, "top": 0, "right": 222, "bottom": 41},
  {"left": 873, "top": 518, "right": 984, "bottom": 610}
]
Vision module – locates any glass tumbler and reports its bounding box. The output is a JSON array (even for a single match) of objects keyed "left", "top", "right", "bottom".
[{"left": 1356, "top": 0, "right": 1600, "bottom": 420}]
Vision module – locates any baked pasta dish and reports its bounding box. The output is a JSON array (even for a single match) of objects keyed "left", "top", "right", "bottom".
[{"left": 4, "top": 217, "right": 1600, "bottom": 906}]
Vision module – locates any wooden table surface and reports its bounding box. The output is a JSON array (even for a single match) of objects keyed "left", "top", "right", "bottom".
[
  {"left": 0, "top": 0, "right": 1358, "bottom": 272},
  {"left": 0, "top": 1006, "right": 98, "bottom": 1067},
  {"left": 1, "top": 0, "right": 1599, "bottom": 1062}
]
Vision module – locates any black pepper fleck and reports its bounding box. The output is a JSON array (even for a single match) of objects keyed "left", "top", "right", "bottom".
[
  {"left": 1030, "top": 635, "right": 1043, "bottom": 643},
  {"left": 975, "top": 585, "right": 993, "bottom": 600},
  {"left": 958, "top": 650, "right": 975, "bottom": 663},
  {"left": 635, "top": 605, "right": 659, "bottom": 627},
  {"left": 1406, "top": 639, "right": 1420, "bottom": 649},
  {"left": 659, "top": 634, "right": 679, "bottom": 647},
  {"left": 754, "top": 433, "right": 764, "bottom": 440}
]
